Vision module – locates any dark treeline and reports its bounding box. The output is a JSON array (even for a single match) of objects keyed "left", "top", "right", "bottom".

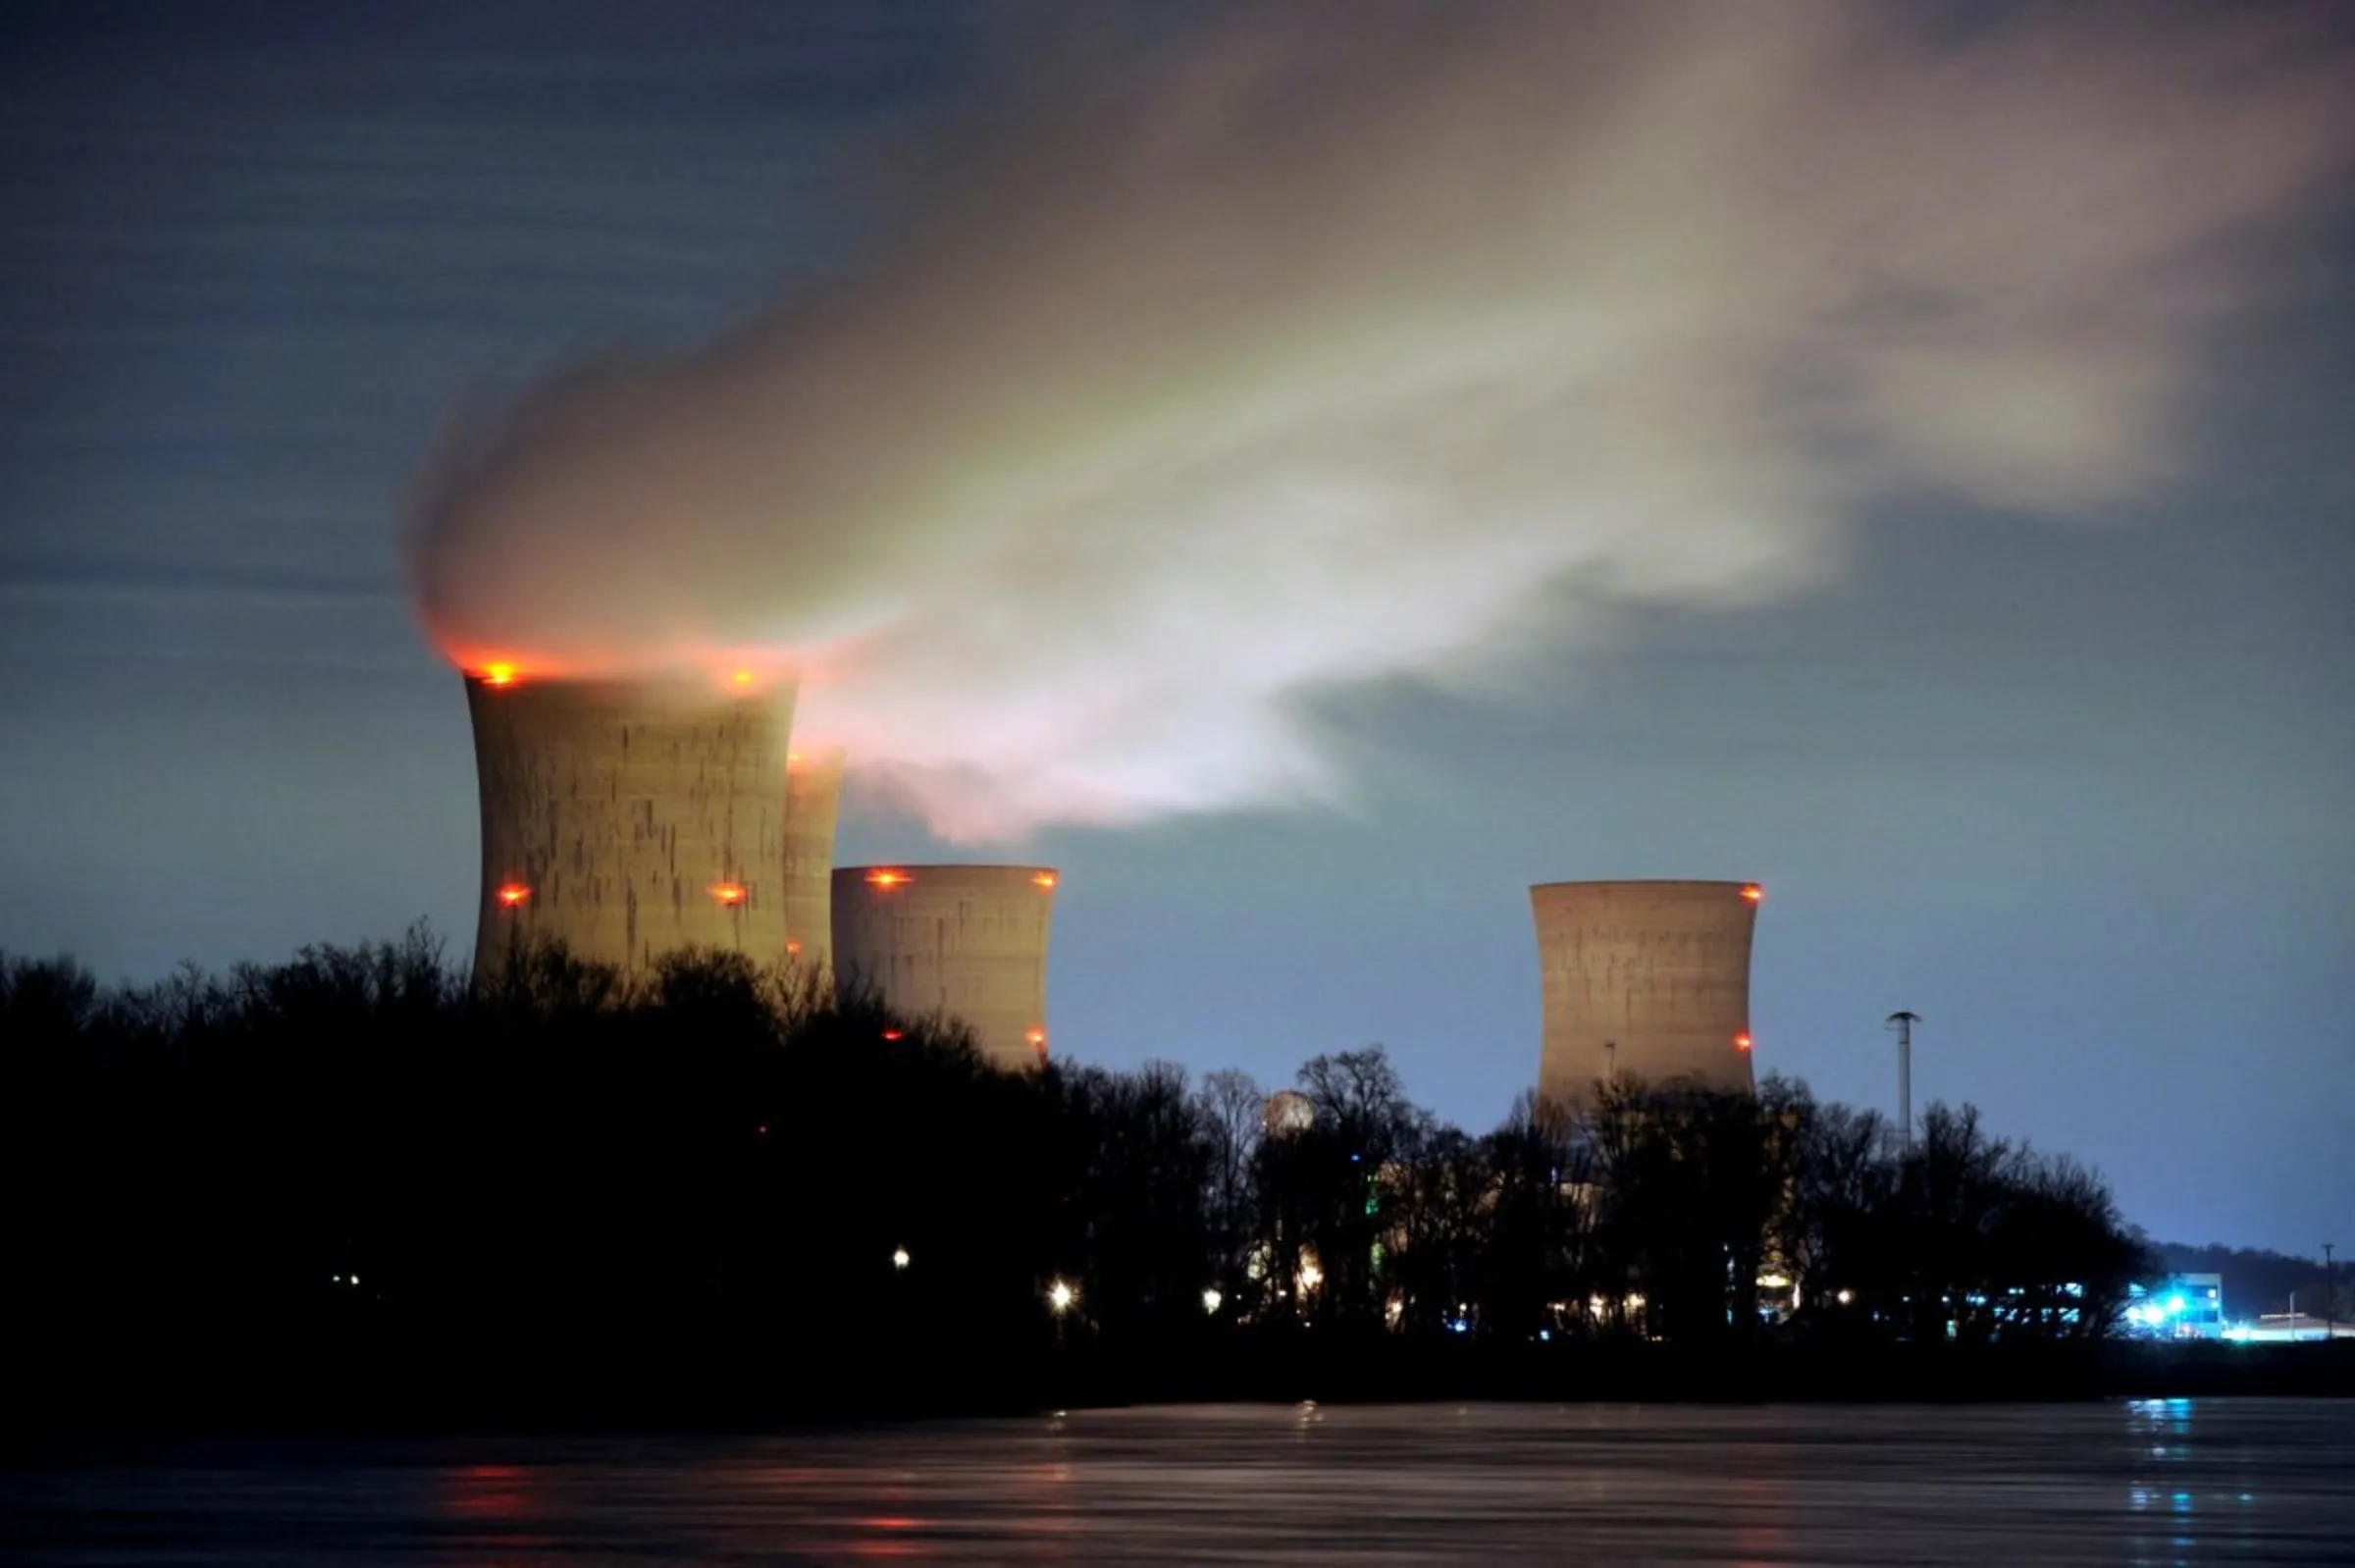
[{"left": 0, "top": 932, "right": 2222, "bottom": 1424}]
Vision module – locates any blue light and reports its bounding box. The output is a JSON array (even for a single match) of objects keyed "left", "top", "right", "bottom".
[{"left": 2168, "top": 1294, "right": 2187, "bottom": 1316}]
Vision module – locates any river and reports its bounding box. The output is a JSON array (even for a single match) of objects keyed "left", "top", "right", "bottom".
[{"left": 6, "top": 1398, "right": 2347, "bottom": 1563}]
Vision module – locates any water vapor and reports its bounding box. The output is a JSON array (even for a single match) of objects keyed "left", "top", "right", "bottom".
[{"left": 408, "top": 1, "right": 2353, "bottom": 839}]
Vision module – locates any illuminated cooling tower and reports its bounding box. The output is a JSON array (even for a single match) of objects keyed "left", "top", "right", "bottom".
[
  {"left": 831, "top": 863, "right": 1058, "bottom": 1071},
  {"left": 1531, "top": 879, "right": 1761, "bottom": 1107},
  {"left": 466, "top": 672, "right": 794, "bottom": 978},
  {"left": 781, "top": 746, "right": 845, "bottom": 983}
]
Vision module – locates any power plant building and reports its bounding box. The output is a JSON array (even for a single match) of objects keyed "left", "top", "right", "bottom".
[
  {"left": 1530, "top": 878, "right": 1761, "bottom": 1107},
  {"left": 781, "top": 746, "right": 846, "bottom": 983},
  {"left": 465, "top": 672, "right": 794, "bottom": 978},
  {"left": 831, "top": 863, "right": 1057, "bottom": 1071}
]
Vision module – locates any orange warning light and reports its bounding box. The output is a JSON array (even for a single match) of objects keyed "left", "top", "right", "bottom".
[
  {"left": 1734, "top": 1032, "right": 1753, "bottom": 1052},
  {"left": 496, "top": 883, "right": 531, "bottom": 909},
  {"left": 709, "top": 882, "right": 747, "bottom": 907},
  {"left": 881, "top": 1028, "right": 905, "bottom": 1042},
  {"left": 1031, "top": 871, "right": 1058, "bottom": 890},
  {"left": 1025, "top": 1027, "right": 1047, "bottom": 1049},
  {"left": 1741, "top": 884, "right": 1763, "bottom": 903},
  {"left": 481, "top": 662, "right": 519, "bottom": 689},
  {"left": 786, "top": 940, "right": 803, "bottom": 956},
  {"left": 865, "top": 868, "right": 910, "bottom": 888}
]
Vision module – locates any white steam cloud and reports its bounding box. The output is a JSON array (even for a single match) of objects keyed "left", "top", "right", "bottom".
[{"left": 409, "top": 1, "right": 2352, "bottom": 839}]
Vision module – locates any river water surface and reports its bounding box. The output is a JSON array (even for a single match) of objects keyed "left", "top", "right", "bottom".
[{"left": 6, "top": 1399, "right": 2348, "bottom": 1564}]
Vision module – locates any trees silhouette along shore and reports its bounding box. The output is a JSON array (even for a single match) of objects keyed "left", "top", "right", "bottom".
[{"left": 3, "top": 932, "right": 2175, "bottom": 1424}]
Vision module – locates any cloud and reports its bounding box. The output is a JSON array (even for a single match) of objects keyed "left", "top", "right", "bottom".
[{"left": 407, "top": 0, "right": 2353, "bottom": 839}]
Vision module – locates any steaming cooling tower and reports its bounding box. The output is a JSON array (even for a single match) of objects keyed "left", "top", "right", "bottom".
[
  {"left": 1531, "top": 879, "right": 1761, "bottom": 1107},
  {"left": 831, "top": 863, "right": 1058, "bottom": 1071},
  {"left": 466, "top": 672, "right": 794, "bottom": 978},
  {"left": 781, "top": 746, "right": 846, "bottom": 983}
]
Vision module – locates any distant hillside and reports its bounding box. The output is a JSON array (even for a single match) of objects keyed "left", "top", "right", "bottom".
[{"left": 2155, "top": 1243, "right": 2347, "bottom": 1321}]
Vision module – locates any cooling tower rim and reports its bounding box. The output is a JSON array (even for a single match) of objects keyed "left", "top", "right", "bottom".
[
  {"left": 460, "top": 669, "right": 797, "bottom": 704},
  {"left": 1530, "top": 877, "right": 1756, "bottom": 890},
  {"left": 835, "top": 862, "right": 1057, "bottom": 874},
  {"left": 1529, "top": 877, "right": 1761, "bottom": 900}
]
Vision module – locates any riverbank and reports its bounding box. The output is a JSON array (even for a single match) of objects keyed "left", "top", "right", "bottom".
[{"left": 13, "top": 1328, "right": 2352, "bottom": 1439}]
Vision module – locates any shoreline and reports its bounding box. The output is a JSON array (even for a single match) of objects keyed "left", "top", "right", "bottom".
[{"left": 12, "top": 1338, "right": 2352, "bottom": 1444}]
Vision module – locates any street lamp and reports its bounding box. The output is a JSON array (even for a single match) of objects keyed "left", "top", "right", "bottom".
[
  {"left": 1201, "top": 1286, "right": 1224, "bottom": 1315},
  {"left": 892, "top": 1245, "right": 911, "bottom": 1272},
  {"left": 1047, "top": 1279, "right": 1077, "bottom": 1315}
]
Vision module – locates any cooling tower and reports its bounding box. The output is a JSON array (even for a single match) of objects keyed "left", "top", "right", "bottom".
[
  {"left": 831, "top": 863, "right": 1057, "bottom": 1071},
  {"left": 466, "top": 672, "right": 794, "bottom": 978},
  {"left": 781, "top": 746, "right": 845, "bottom": 984},
  {"left": 1531, "top": 879, "right": 1761, "bottom": 1108}
]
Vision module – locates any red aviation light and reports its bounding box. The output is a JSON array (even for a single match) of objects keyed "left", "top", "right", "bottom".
[
  {"left": 496, "top": 883, "right": 531, "bottom": 909},
  {"left": 709, "top": 882, "right": 747, "bottom": 907},
  {"left": 1734, "top": 1032, "right": 1753, "bottom": 1053},
  {"left": 865, "top": 868, "right": 911, "bottom": 889},
  {"left": 1031, "top": 871, "right": 1058, "bottom": 891},
  {"left": 1741, "top": 884, "right": 1764, "bottom": 904},
  {"left": 881, "top": 1028, "right": 905, "bottom": 1042}
]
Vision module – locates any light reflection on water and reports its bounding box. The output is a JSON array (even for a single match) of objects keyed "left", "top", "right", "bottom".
[{"left": 5, "top": 1398, "right": 2348, "bottom": 1564}]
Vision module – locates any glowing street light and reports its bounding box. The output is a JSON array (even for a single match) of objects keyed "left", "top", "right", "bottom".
[
  {"left": 892, "top": 1246, "right": 911, "bottom": 1271},
  {"left": 1047, "top": 1279, "right": 1077, "bottom": 1315},
  {"left": 1201, "top": 1287, "right": 1224, "bottom": 1315}
]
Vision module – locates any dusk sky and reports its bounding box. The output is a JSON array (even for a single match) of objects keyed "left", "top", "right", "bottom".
[{"left": 3, "top": 2, "right": 2349, "bottom": 1255}]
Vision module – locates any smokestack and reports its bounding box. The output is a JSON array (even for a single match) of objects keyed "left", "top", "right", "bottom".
[
  {"left": 466, "top": 671, "right": 795, "bottom": 978},
  {"left": 1530, "top": 878, "right": 1761, "bottom": 1108},
  {"left": 781, "top": 746, "right": 846, "bottom": 985},
  {"left": 831, "top": 863, "right": 1058, "bottom": 1071}
]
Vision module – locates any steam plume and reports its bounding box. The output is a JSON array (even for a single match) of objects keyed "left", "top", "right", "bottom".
[{"left": 408, "top": 1, "right": 2352, "bottom": 839}]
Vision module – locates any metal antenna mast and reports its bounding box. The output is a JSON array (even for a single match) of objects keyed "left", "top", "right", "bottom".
[{"left": 1885, "top": 1012, "right": 1921, "bottom": 1154}]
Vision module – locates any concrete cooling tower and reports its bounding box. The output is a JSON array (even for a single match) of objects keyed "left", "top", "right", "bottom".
[
  {"left": 1530, "top": 879, "right": 1761, "bottom": 1107},
  {"left": 781, "top": 746, "right": 845, "bottom": 983},
  {"left": 831, "top": 863, "right": 1058, "bottom": 1071},
  {"left": 466, "top": 671, "right": 794, "bottom": 978}
]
